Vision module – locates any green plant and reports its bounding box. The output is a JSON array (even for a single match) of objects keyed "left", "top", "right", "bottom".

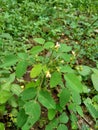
[
  {"left": 0, "top": 0, "right": 98, "bottom": 129},
  {"left": 0, "top": 38, "right": 96, "bottom": 130}
]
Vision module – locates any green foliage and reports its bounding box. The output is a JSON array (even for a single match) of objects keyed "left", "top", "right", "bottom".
[
  {"left": 30, "top": 64, "right": 43, "bottom": 78},
  {"left": 64, "top": 73, "right": 83, "bottom": 93},
  {"left": 38, "top": 90, "right": 56, "bottom": 109},
  {"left": 16, "top": 61, "right": 28, "bottom": 78},
  {"left": 91, "top": 70, "right": 98, "bottom": 91},
  {"left": 0, "top": 122, "right": 5, "bottom": 130},
  {"left": 59, "top": 88, "right": 70, "bottom": 108},
  {"left": 0, "top": 0, "right": 98, "bottom": 129},
  {"left": 50, "top": 71, "right": 62, "bottom": 88}
]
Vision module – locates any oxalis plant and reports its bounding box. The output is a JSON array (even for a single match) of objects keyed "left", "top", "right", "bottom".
[{"left": 0, "top": 38, "right": 98, "bottom": 130}]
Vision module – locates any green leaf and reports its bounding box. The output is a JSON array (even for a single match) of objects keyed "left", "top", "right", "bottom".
[
  {"left": 59, "top": 88, "right": 70, "bottom": 108},
  {"left": 34, "top": 38, "right": 45, "bottom": 44},
  {"left": 0, "top": 122, "right": 5, "bottom": 130},
  {"left": 60, "top": 53, "right": 71, "bottom": 62},
  {"left": 91, "top": 68, "right": 98, "bottom": 74},
  {"left": 68, "top": 103, "right": 76, "bottom": 112},
  {"left": 30, "top": 64, "right": 42, "bottom": 78},
  {"left": 17, "top": 109, "right": 28, "bottom": 128},
  {"left": 76, "top": 105, "right": 84, "bottom": 117},
  {"left": 8, "top": 97, "right": 18, "bottom": 108},
  {"left": 17, "top": 53, "right": 28, "bottom": 60},
  {"left": 59, "top": 112, "right": 69, "bottom": 124},
  {"left": 56, "top": 104, "right": 63, "bottom": 112},
  {"left": 57, "top": 124, "right": 68, "bottom": 130},
  {"left": 11, "top": 84, "right": 22, "bottom": 96},
  {"left": 84, "top": 98, "right": 98, "bottom": 119},
  {"left": 93, "top": 95, "right": 98, "bottom": 103},
  {"left": 48, "top": 109, "right": 56, "bottom": 120},
  {"left": 58, "top": 44, "right": 72, "bottom": 52},
  {"left": 50, "top": 71, "right": 62, "bottom": 88},
  {"left": 0, "top": 90, "right": 12, "bottom": 104},
  {"left": 22, "top": 101, "right": 41, "bottom": 129},
  {"left": 72, "top": 90, "right": 81, "bottom": 105},
  {"left": 70, "top": 113, "right": 77, "bottom": 122},
  {"left": 30, "top": 45, "right": 43, "bottom": 55},
  {"left": 78, "top": 65, "right": 91, "bottom": 76},
  {"left": 60, "top": 65, "right": 74, "bottom": 73},
  {"left": 0, "top": 105, "right": 5, "bottom": 115},
  {"left": 70, "top": 113, "right": 78, "bottom": 129},
  {"left": 8, "top": 73, "right": 15, "bottom": 83},
  {"left": 4, "top": 73, "right": 15, "bottom": 87},
  {"left": 64, "top": 73, "right": 83, "bottom": 93},
  {"left": 20, "top": 87, "right": 37, "bottom": 101},
  {"left": 38, "top": 90, "right": 56, "bottom": 109},
  {"left": 24, "top": 101, "right": 41, "bottom": 116},
  {"left": 91, "top": 73, "right": 98, "bottom": 91},
  {"left": 16, "top": 60, "right": 28, "bottom": 78},
  {"left": 22, "top": 116, "right": 36, "bottom": 130},
  {"left": 44, "top": 42, "right": 54, "bottom": 49},
  {"left": 45, "top": 118, "right": 59, "bottom": 130},
  {"left": 0, "top": 54, "right": 18, "bottom": 67}
]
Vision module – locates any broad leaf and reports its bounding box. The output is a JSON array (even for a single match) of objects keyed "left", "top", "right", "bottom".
[
  {"left": 68, "top": 103, "right": 76, "bottom": 112},
  {"left": 91, "top": 73, "right": 98, "bottom": 91},
  {"left": 38, "top": 90, "right": 56, "bottom": 109},
  {"left": 72, "top": 90, "right": 81, "bottom": 105},
  {"left": 50, "top": 71, "right": 62, "bottom": 88},
  {"left": 0, "top": 54, "right": 18, "bottom": 67},
  {"left": 70, "top": 113, "right": 78, "bottom": 129},
  {"left": 60, "top": 65, "right": 74, "bottom": 73},
  {"left": 78, "top": 65, "right": 91, "bottom": 76},
  {"left": 84, "top": 98, "right": 98, "bottom": 119},
  {"left": 17, "top": 53, "right": 28, "bottom": 60},
  {"left": 20, "top": 87, "right": 37, "bottom": 101},
  {"left": 44, "top": 42, "right": 54, "bottom": 49},
  {"left": 0, "top": 105, "right": 5, "bottom": 115},
  {"left": 22, "top": 101, "right": 41, "bottom": 130},
  {"left": 17, "top": 109, "right": 28, "bottom": 128},
  {"left": 0, "top": 122, "right": 5, "bottom": 130},
  {"left": 59, "top": 88, "right": 70, "bottom": 108},
  {"left": 57, "top": 124, "right": 68, "bottom": 130},
  {"left": 30, "top": 64, "right": 42, "bottom": 78},
  {"left": 0, "top": 90, "right": 12, "bottom": 104},
  {"left": 34, "top": 38, "right": 45, "bottom": 44},
  {"left": 30, "top": 45, "right": 43, "bottom": 55},
  {"left": 58, "top": 44, "right": 72, "bottom": 52},
  {"left": 70, "top": 113, "right": 77, "bottom": 122},
  {"left": 24, "top": 101, "right": 41, "bottom": 116},
  {"left": 45, "top": 118, "right": 59, "bottom": 130},
  {"left": 60, "top": 53, "right": 71, "bottom": 62},
  {"left": 48, "top": 109, "right": 56, "bottom": 120},
  {"left": 59, "top": 112, "right": 69, "bottom": 124},
  {"left": 22, "top": 116, "right": 38, "bottom": 130},
  {"left": 11, "top": 84, "right": 22, "bottom": 96},
  {"left": 16, "top": 60, "right": 28, "bottom": 78},
  {"left": 76, "top": 105, "right": 84, "bottom": 117},
  {"left": 64, "top": 73, "right": 83, "bottom": 93}
]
